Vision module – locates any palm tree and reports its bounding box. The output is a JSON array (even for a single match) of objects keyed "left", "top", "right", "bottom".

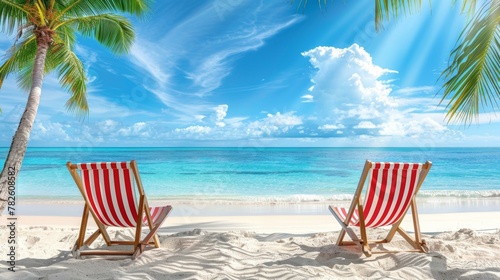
[
  {"left": 295, "top": 0, "right": 500, "bottom": 124},
  {"left": 0, "top": 0, "right": 152, "bottom": 213}
]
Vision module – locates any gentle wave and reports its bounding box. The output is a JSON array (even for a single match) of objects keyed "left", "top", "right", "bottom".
[
  {"left": 151, "top": 190, "right": 500, "bottom": 203},
  {"left": 17, "top": 190, "right": 500, "bottom": 203},
  {"left": 249, "top": 190, "right": 500, "bottom": 202},
  {"left": 178, "top": 170, "right": 350, "bottom": 176},
  {"left": 419, "top": 190, "right": 500, "bottom": 198}
]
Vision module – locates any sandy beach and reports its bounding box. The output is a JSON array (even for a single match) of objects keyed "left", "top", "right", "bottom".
[{"left": 1, "top": 202, "right": 499, "bottom": 280}]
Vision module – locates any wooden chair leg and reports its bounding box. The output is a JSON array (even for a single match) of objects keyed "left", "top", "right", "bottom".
[
  {"left": 359, "top": 224, "right": 371, "bottom": 256},
  {"left": 336, "top": 229, "right": 346, "bottom": 245},
  {"left": 356, "top": 205, "right": 372, "bottom": 256},
  {"left": 410, "top": 200, "right": 426, "bottom": 252},
  {"left": 384, "top": 200, "right": 427, "bottom": 253},
  {"left": 362, "top": 245, "right": 372, "bottom": 257},
  {"left": 132, "top": 247, "right": 142, "bottom": 260},
  {"left": 73, "top": 205, "right": 91, "bottom": 259},
  {"left": 84, "top": 228, "right": 104, "bottom": 246},
  {"left": 396, "top": 227, "right": 419, "bottom": 249},
  {"left": 144, "top": 205, "right": 173, "bottom": 249},
  {"left": 76, "top": 205, "right": 90, "bottom": 248},
  {"left": 152, "top": 234, "right": 160, "bottom": 248}
]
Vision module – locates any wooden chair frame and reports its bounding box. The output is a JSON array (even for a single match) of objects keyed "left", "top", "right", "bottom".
[
  {"left": 329, "top": 160, "right": 432, "bottom": 257},
  {"left": 67, "top": 160, "right": 173, "bottom": 259}
]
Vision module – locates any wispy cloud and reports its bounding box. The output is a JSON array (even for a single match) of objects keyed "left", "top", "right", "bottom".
[
  {"left": 129, "top": 42, "right": 171, "bottom": 88},
  {"left": 301, "top": 94, "right": 314, "bottom": 103},
  {"left": 394, "top": 86, "right": 436, "bottom": 95},
  {"left": 127, "top": 0, "right": 301, "bottom": 122},
  {"left": 186, "top": 16, "right": 302, "bottom": 96}
]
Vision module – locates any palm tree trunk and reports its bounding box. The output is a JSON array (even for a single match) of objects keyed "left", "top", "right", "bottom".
[{"left": 0, "top": 40, "right": 49, "bottom": 214}]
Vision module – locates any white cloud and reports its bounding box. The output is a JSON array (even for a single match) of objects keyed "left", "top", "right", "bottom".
[
  {"left": 379, "top": 117, "right": 447, "bottom": 137},
  {"left": 301, "top": 94, "right": 314, "bottom": 103},
  {"left": 30, "top": 121, "right": 71, "bottom": 142},
  {"left": 97, "top": 120, "right": 120, "bottom": 134},
  {"left": 246, "top": 112, "right": 302, "bottom": 136},
  {"left": 302, "top": 44, "right": 397, "bottom": 121},
  {"left": 130, "top": 43, "right": 171, "bottom": 87},
  {"left": 118, "top": 122, "right": 149, "bottom": 137},
  {"left": 354, "top": 121, "right": 377, "bottom": 129},
  {"left": 175, "top": 125, "right": 212, "bottom": 135},
  {"left": 265, "top": 112, "right": 303, "bottom": 126},
  {"left": 318, "top": 124, "right": 345, "bottom": 130},
  {"left": 224, "top": 117, "right": 247, "bottom": 128},
  {"left": 195, "top": 115, "right": 206, "bottom": 122},
  {"left": 214, "top": 104, "right": 228, "bottom": 127},
  {"left": 302, "top": 44, "right": 456, "bottom": 140},
  {"left": 378, "top": 121, "right": 405, "bottom": 136}
]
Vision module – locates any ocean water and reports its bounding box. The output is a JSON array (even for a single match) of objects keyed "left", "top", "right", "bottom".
[{"left": 1, "top": 147, "right": 499, "bottom": 203}]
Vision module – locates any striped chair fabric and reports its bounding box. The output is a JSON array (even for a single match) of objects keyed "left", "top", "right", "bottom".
[
  {"left": 76, "top": 162, "right": 168, "bottom": 227},
  {"left": 332, "top": 162, "right": 423, "bottom": 228}
]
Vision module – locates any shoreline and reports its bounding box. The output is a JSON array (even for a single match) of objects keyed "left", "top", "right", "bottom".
[
  {"left": 6, "top": 196, "right": 500, "bottom": 217},
  {"left": 3, "top": 211, "right": 500, "bottom": 235}
]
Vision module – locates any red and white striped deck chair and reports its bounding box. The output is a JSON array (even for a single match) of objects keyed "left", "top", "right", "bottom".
[
  {"left": 67, "top": 160, "right": 173, "bottom": 259},
  {"left": 329, "top": 160, "right": 432, "bottom": 256}
]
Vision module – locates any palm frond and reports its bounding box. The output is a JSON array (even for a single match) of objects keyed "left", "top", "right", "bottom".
[
  {"left": 57, "top": 0, "right": 152, "bottom": 19},
  {"left": 15, "top": 57, "right": 35, "bottom": 91},
  {"left": 15, "top": 29, "right": 77, "bottom": 91},
  {"left": 15, "top": 37, "right": 64, "bottom": 92},
  {"left": 0, "top": 0, "right": 29, "bottom": 34},
  {"left": 375, "top": 0, "right": 422, "bottom": 31},
  {"left": 12, "top": 35, "right": 88, "bottom": 116},
  {"left": 0, "top": 52, "right": 18, "bottom": 89},
  {"left": 452, "top": 0, "right": 478, "bottom": 17},
  {"left": 440, "top": 0, "right": 500, "bottom": 124},
  {"left": 0, "top": 36, "right": 36, "bottom": 90},
  {"left": 61, "top": 14, "right": 134, "bottom": 54},
  {"left": 48, "top": 43, "right": 88, "bottom": 117},
  {"left": 54, "top": 23, "right": 76, "bottom": 49}
]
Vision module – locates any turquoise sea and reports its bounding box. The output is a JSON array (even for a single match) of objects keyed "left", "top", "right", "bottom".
[{"left": 1, "top": 147, "right": 499, "bottom": 203}]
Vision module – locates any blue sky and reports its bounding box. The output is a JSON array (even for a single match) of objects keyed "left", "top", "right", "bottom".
[{"left": 1, "top": 0, "right": 499, "bottom": 147}]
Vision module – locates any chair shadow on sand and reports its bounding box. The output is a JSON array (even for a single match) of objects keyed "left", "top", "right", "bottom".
[{"left": 261, "top": 228, "right": 500, "bottom": 279}]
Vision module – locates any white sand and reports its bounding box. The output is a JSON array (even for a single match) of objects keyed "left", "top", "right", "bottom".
[{"left": 1, "top": 211, "right": 500, "bottom": 279}]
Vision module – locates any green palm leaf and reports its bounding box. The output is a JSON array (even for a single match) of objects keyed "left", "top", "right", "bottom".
[
  {"left": 62, "top": 14, "right": 135, "bottom": 54},
  {"left": 58, "top": 0, "right": 152, "bottom": 19},
  {"left": 375, "top": 0, "right": 422, "bottom": 31},
  {"left": 374, "top": 1, "right": 479, "bottom": 30},
  {"left": 452, "top": 0, "right": 478, "bottom": 18},
  {"left": 55, "top": 23, "right": 77, "bottom": 49},
  {"left": 0, "top": 35, "right": 36, "bottom": 89},
  {"left": 440, "top": 0, "right": 500, "bottom": 124},
  {"left": 0, "top": 0, "right": 28, "bottom": 34},
  {"left": 51, "top": 45, "right": 88, "bottom": 116}
]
